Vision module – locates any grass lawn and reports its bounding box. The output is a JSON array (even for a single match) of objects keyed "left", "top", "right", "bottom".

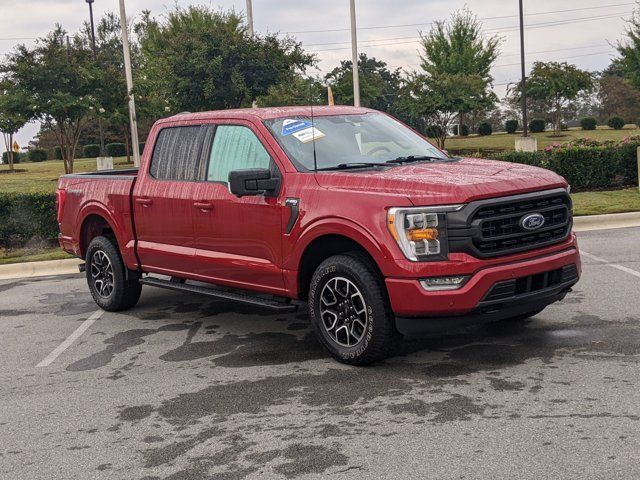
[
  {"left": 0, "top": 156, "right": 132, "bottom": 193},
  {"left": 0, "top": 245, "right": 73, "bottom": 265},
  {"left": 444, "top": 125, "right": 640, "bottom": 152},
  {"left": 571, "top": 188, "right": 640, "bottom": 216}
]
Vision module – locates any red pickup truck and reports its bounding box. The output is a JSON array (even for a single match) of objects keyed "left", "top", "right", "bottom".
[{"left": 57, "top": 106, "right": 581, "bottom": 365}]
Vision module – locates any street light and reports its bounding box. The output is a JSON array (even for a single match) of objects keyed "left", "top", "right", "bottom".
[
  {"left": 350, "top": 0, "right": 360, "bottom": 107},
  {"left": 86, "top": 0, "right": 106, "bottom": 157},
  {"left": 118, "top": 0, "right": 140, "bottom": 167}
]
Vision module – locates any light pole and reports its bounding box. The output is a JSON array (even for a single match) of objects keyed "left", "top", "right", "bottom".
[
  {"left": 86, "top": 0, "right": 106, "bottom": 157},
  {"left": 519, "top": 0, "right": 528, "bottom": 137},
  {"left": 350, "top": 0, "right": 360, "bottom": 107},
  {"left": 118, "top": 0, "right": 140, "bottom": 167},
  {"left": 246, "top": 0, "right": 254, "bottom": 36}
]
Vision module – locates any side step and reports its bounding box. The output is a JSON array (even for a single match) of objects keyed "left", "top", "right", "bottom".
[{"left": 139, "top": 277, "right": 299, "bottom": 313}]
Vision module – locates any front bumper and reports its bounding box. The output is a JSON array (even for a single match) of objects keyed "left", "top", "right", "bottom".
[{"left": 386, "top": 246, "right": 581, "bottom": 335}]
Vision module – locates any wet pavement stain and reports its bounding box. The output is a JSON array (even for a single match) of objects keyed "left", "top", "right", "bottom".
[{"left": 66, "top": 324, "right": 191, "bottom": 371}]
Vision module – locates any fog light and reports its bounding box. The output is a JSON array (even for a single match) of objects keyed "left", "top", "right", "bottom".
[{"left": 420, "top": 276, "right": 469, "bottom": 291}]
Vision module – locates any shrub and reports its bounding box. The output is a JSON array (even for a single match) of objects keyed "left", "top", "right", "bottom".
[
  {"left": 452, "top": 124, "right": 470, "bottom": 136},
  {"left": 580, "top": 117, "right": 597, "bottom": 131},
  {"left": 490, "top": 138, "right": 640, "bottom": 191},
  {"left": 478, "top": 122, "right": 492, "bottom": 136},
  {"left": 608, "top": 116, "right": 625, "bottom": 130},
  {"left": 0, "top": 192, "right": 58, "bottom": 247},
  {"left": 560, "top": 122, "right": 568, "bottom": 131},
  {"left": 2, "top": 152, "right": 22, "bottom": 164},
  {"left": 528, "top": 119, "right": 546, "bottom": 133},
  {"left": 27, "top": 149, "right": 48, "bottom": 162},
  {"left": 105, "top": 142, "right": 126, "bottom": 157},
  {"left": 83, "top": 144, "right": 101, "bottom": 158},
  {"left": 505, "top": 120, "right": 519, "bottom": 134},
  {"left": 488, "top": 151, "right": 547, "bottom": 168},
  {"left": 54, "top": 146, "right": 63, "bottom": 160}
]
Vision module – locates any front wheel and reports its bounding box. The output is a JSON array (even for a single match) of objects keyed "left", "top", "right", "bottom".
[
  {"left": 308, "top": 253, "right": 400, "bottom": 365},
  {"left": 86, "top": 235, "right": 142, "bottom": 312}
]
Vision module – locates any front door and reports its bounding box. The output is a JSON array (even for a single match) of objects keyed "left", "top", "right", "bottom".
[{"left": 192, "top": 123, "right": 286, "bottom": 294}]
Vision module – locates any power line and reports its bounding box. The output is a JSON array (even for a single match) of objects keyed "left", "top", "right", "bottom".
[
  {"left": 307, "top": 11, "right": 631, "bottom": 52},
  {"left": 283, "top": 2, "right": 635, "bottom": 35}
]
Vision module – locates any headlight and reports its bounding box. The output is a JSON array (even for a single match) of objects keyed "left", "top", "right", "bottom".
[{"left": 387, "top": 205, "right": 463, "bottom": 262}]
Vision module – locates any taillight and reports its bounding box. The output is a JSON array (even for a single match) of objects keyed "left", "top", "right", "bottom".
[{"left": 56, "top": 189, "right": 67, "bottom": 223}]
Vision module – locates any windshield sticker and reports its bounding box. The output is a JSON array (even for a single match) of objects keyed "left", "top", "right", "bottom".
[
  {"left": 292, "top": 127, "right": 325, "bottom": 143},
  {"left": 281, "top": 119, "right": 313, "bottom": 136}
]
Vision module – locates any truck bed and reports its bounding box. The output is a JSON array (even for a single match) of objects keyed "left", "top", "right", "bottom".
[{"left": 57, "top": 168, "right": 140, "bottom": 268}]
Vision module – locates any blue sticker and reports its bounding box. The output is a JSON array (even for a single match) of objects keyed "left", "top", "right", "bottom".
[{"left": 282, "top": 119, "right": 312, "bottom": 136}]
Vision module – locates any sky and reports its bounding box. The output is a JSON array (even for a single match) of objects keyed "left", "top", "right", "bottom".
[{"left": 0, "top": 0, "right": 635, "bottom": 146}]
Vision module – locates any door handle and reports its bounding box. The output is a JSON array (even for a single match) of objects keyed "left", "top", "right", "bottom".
[
  {"left": 193, "top": 201, "right": 213, "bottom": 211},
  {"left": 136, "top": 198, "right": 153, "bottom": 206}
]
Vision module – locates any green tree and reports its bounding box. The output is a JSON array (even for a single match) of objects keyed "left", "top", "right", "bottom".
[
  {"left": 136, "top": 6, "right": 314, "bottom": 113},
  {"left": 0, "top": 80, "right": 32, "bottom": 171},
  {"left": 616, "top": 9, "right": 640, "bottom": 89},
  {"left": 415, "top": 9, "right": 500, "bottom": 146},
  {"left": 513, "top": 61, "right": 593, "bottom": 136},
  {"left": 598, "top": 74, "right": 640, "bottom": 123},
  {"left": 256, "top": 75, "right": 325, "bottom": 107},
  {"left": 324, "top": 54, "right": 403, "bottom": 112},
  {"left": 2, "top": 26, "right": 103, "bottom": 173}
]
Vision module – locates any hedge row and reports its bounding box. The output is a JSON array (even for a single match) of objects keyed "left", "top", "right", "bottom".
[
  {"left": 489, "top": 140, "right": 639, "bottom": 191},
  {"left": 0, "top": 193, "right": 59, "bottom": 247}
]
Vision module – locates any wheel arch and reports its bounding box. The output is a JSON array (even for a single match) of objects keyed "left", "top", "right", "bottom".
[{"left": 296, "top": 231, "right": 387, "bottom": 301}]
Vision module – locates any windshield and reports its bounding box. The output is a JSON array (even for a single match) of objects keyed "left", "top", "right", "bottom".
[{"left": 264, "top": 113, "right": 448, "bottom": 171}]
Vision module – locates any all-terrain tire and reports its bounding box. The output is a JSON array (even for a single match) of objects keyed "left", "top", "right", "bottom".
[
  {"left": 85, "top": 235, "right": 142, "bottom": 312},
  {"left": 308, "top": 253, "right": 400, "bottom": 365}
]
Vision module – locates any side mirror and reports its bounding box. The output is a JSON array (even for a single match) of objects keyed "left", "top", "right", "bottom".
[{"left": 228, "top": 168, "right": 280, "bottom": 197}]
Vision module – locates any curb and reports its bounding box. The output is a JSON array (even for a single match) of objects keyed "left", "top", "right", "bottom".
[
  {"left": 0, "top": 258, "right": 82, "bottom": 281},
  {"left": 1, "top": 212, "right": 639, "bottom": 281},
  {"left": 573, "top": 211, "right": 640, "bottom": 232}
]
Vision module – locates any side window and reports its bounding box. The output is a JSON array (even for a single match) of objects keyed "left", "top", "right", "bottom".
[
  {"left": 207, "top": 125, "right": 271, "bottom": 183},
  {"left": 150, "top": 126, "right": 210, "bottom": 181}
]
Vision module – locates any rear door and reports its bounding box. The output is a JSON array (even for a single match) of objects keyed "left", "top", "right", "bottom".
[
  {"left": 192, "top": 122, "right": 286, "bottom": 294},
  {"left": 133, "top": 125, "right": 212, "bottom": 276}
]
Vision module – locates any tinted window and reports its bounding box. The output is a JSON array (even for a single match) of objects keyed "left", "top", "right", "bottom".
[
  {"left": 150, "top": 126, "right": 212, "bottom": 181},
  {"left": 207, "top": 125, "right": 271, "bottom": 183}
]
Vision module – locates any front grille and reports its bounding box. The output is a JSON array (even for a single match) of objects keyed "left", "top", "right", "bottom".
[
  {"left": 483, "top": 264, "right": 578, "bottom": 303},
  {"left": 448, "top": 189, "right": 573, "bottom": 258}
]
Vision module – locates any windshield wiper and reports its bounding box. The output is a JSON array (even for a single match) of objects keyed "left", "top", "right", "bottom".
[
  {"left": 386, "top": 155, "right": 442, "bottom": 165},
  {"left": 315, "top": 162, "right": 387, "bottom": 171}
]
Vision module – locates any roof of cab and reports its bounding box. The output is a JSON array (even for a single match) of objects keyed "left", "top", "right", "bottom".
[{"left": 159, "top": 105, "right": 377, "bottom": 124}]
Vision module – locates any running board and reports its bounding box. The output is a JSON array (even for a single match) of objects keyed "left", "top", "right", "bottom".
[{"left": 139, "top": 277, "right": 298, "bottom": 312}]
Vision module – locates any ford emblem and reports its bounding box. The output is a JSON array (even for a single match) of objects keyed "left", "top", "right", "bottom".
[{"left": 520, "top": 213, "right": 546, "bottom": 231}]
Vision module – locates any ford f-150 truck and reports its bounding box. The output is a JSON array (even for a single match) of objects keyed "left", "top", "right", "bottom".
[{"left": 57, "top": 106, "right": 581, "bottom": 365}]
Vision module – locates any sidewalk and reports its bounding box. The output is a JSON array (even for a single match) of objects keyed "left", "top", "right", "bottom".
[{"left": 2, "top": 211, "right": 640, "bottom": 281}]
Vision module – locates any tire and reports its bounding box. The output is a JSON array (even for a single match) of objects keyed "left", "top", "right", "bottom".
[
  {"left": 308, "top": 253, "right": 400, "bottom": 365},
  {"left": 85, "top": 235, "right": 142, "bottom": 312}
]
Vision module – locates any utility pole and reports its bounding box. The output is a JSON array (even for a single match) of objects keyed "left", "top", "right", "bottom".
[
  {"left": 350, "top": 0, "right": 360, "bottom": 107},
  {"left": 519, "top": 0, "right": 528, "bottom": 137},
  {"left": 118, "top": 0, "right": 140, "bottom": 167},
  {"left": 86, "top": 0, "right": 106, "bottom": 157},
  {"left": 246, "top": 0, "right": 254, "bottom": 36}
]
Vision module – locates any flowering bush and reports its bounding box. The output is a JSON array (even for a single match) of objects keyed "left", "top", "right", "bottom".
[{"left": 490, "top": 136, "right": 639, "bottom": 191}]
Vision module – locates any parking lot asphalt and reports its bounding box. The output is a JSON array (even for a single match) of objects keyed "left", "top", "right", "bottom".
[{"left": 1, "top": 227, "right": 639, "bottom": 480}]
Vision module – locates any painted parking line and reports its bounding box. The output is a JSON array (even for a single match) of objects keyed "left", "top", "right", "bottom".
[
  {"left": 36, "top": 309, "right": 104, "bottom": 368},
  {"left": 581, "top": 251, "right": 640, "bottom": 279}
]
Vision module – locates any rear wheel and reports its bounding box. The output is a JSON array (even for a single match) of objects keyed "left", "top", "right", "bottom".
[
  {"left": 86, "top": 235, "right": 142, "bottom": 311},
  {"left": 308, "top": 253, "right": 400, "bottom": 365}
]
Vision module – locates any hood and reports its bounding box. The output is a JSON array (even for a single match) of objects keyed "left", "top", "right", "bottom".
[{"left": 313, "top": 157, "right": 567, "bottom": 205}]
